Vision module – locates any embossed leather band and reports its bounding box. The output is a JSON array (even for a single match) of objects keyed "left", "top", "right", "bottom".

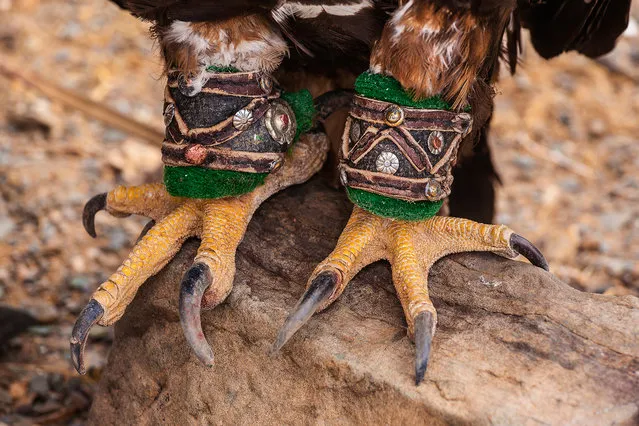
[
  {"left": 162, "top": 71, "right": 295, "bottom": 174},
  {"left": 340, "top": 95, "right": 473, "bottom": 202}
]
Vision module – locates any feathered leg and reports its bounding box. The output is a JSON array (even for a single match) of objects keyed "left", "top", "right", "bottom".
[
  {"left": 274, "top": 0, "right": 550, "bottom": 385},
  {"left": 71, "top": 14, "right": 330, "bottom": 374}
]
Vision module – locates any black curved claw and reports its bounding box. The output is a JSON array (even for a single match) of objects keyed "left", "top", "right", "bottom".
[
  {"left": 70, "top": 299, "right": 104, "bottom": 375},
  {"left": 179, "top": 263, "right": 214, "bottom": 366},
  {"left": 82, "top": 193, "right": 107, "bottom": 238},
  {"left": 272, "top": 271, "right": 338, "bottom": 352},
  {"left": 414, "top": 312, "right": 435, "bottom": 386},
  {"left": 314, "top": 89, "right": 355, "bottom": 122},
  {"left": 135, "top": 220, "right": 156, "bottom": 243},
  {"left": 510, "top": 233, "right": 549, "bottom": 271}
]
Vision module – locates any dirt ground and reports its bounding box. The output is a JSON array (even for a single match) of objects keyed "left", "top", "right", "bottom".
[{"left": 0, "top": 0, "right": 637, "bottom": 424}]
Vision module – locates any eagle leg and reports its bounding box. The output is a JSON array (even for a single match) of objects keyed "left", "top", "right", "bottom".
[
  {"left": 273, "top": 208, "right": 548, "bottom": 384},
  {"left": 70, "top": 12, "right": 334, "bottom": 374},
  {"left": 72, "top": 132, "right": 328, "bottom": 374},
  {"left": 275, "top": 0, "right": 550, "bottom": 385}
]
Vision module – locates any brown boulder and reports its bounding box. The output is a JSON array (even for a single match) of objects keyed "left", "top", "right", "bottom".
[{"left": 89, "top": 177, "right": 639, "bottom": 425}]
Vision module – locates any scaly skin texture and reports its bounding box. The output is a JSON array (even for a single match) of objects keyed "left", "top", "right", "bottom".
[
  {"left": 89, "top": 133, "right": 328, "bottom": 327},
  {"left": 310, "top": 207, "right": 516, "bottom": 335}
]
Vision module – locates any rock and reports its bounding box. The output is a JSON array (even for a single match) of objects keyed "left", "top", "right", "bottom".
[
  {"left": 28, "top": 374, "right": 50, "bottom": 397},
  {"left": 89, "top": 178, "right": 639, "bottom": 425}
]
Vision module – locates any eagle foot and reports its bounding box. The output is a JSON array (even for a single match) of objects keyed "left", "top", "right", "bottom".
[
  {"left": 71, "top": 132, "right": 328, "bottom": 374},
  {"left": 273, "top": 207, "right": 548, "bottom": 385}
]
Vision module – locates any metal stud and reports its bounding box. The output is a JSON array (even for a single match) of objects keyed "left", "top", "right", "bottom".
[
  {"left": 163, "top": 103, "right": 175, "bottom": 126},
  {"left": 384, "top": 105, "right": 404, "bottom": 127},
  {"left": 376, "top": 151, "right": 400, "bottom": 175},
  {"left": 233, "top": 109, "right": 253, "bottom": 131},
  {"left": 425, "top": 180, "right": 442, "bottom": 199},
  {"left": 427, "top": 131, "right": 445, "bottom": 155},
  {"left": 266, "top": 100, "right": 296, "bottom": 145},
  {"left": 349, "top": 121, "right": 361, "bottom": 143}
]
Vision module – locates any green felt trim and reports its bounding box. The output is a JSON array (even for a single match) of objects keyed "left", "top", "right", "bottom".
[
  {"left": 354, "top": 72, "right": 452, "bottom": 110},
  {"left": 164, "top": 166, "right": 267, "bottom": 199},
  {"left": 205, "top": 65, "right": 241, "bottom": 73},
  {"left": 281, "top": 89, "right": 316, "bottom": 142},
  {"left": 346, "top": 188, "right": 443, "bottom": 221}
]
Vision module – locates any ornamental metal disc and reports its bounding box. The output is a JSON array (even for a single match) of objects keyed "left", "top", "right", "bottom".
[
  {"left": 376, "top": 151, "right": 400, "bottom": 175},
  {"left": 427, "top": 131, "right": 445, "bottom": 155},
  {"left": 233, "top": 108, "right": 253, "bottom": 131},
  {"left": 384, "top": 105, "right": 404, "bottom": 127},
  {"left": 265, "top": 99, "right": 296, "bottom": 145},
  {"left": 425, "top": 180, "right": 442, "bottom": 199}
]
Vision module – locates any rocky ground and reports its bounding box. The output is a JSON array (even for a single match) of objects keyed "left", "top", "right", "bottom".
[{"left": 0, "top": 0, "right": 637, "bottom": 424}]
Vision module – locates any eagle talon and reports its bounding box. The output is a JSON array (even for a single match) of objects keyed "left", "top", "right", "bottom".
[
  {"left": 82, "top": 193, "right": 107, "bottom": 238},
  {"left": 70, "top": 299, "right": 104, "bottom": 375},
  {"left": 71, "top": 132, "right": 329, "bottom": 374},
  {"left": 414, "top": 311, "right": 435, "bottom": 385},
  {"left": 283, "top": 208, "right": 552, "bottom": 385},
  {"left": 272, "top": 271, "right": 339, "bottom": 353},
  {"left": 509, "top": 233, "right": 549, "bottom": 271},
  {"left": 179, "top": 262, "right": 214, "bottom": 366}
]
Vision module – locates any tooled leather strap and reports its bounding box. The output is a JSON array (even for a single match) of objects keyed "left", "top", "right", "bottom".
[
  {"left": 166, "top": 70, "right": 277, "bottom": 98},
  {"left": 162, "top": 71, "right": 296, "bottom": 174},
  {"left": 340, "top": 95, "right": 473, "bottom": 202}
]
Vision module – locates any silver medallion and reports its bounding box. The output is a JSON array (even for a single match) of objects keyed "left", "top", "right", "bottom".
[
  {"left": 233, "top": 108, "right": 253, "bottom": 131},
  {"left": 376, "top": 151, "right": 400, "bottom": 175},
  {"left": 427, "top": 131, "right": 445, "bottom": 155},
  {"left": 265, "top": 99, "right": 296, "bottom": 145}
]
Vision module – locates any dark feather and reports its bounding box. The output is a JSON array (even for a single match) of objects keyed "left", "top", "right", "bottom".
[
  {"left": 277, "top": 3, "right": 390, "bottom": 73},
  {"left": 519, "top": 0, "right": 631, "bottom": 59},
  {"left": 117, "top": 0, "right": 277, "bottom": 24},
  {"left": 505, "top": 9, "right": 521, "bottom": 74}
]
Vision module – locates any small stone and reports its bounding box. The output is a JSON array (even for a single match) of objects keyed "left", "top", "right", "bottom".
[
  {"left": 103, "top": 128, "right": 126, "bottom": 143},
  {"left": 28, "top": 325, "right": 52, "bottom": 336},
  {"left": 31, "top": 399, "right": 63, "bottom": 415},
  {"left": 9, "top": 381, "right": 27, "bottom": 400},
  {"left": 0, "top": 215, "right": 16, "bottom": 240},
  {"left": 70, "top": 275, "right": 91, "bottom": 291},
  {"left": 29, "top": 374, "right": 50, "bottom": 397},
  {"left": 48, "top": 373, "right": 65, "bottom": 393},
  {"left": 559, "top": 177, "right": 582, "bottom": 193},
  {"left": 25, "top": 302, "right": 58, "bottom": 324},
  {"left": 0, "top": 388, "right": 11, "bottom": 406},
  {"left": 513, "top": 155, "right": 536, "bottom": 170}
]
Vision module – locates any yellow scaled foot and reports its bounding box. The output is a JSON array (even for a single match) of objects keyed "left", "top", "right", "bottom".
[
  {"left": 71, "top": 133, "right": 328, "bottom": 374},
  {"left": 273, "top": 207, "right": 548, "bottom": 385}
]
